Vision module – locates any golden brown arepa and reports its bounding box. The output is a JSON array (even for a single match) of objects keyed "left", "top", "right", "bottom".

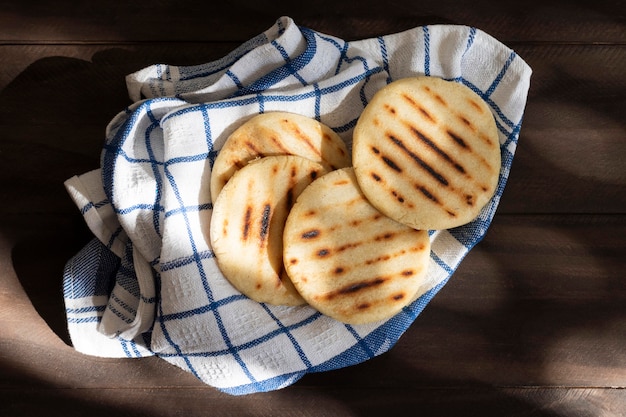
[
  {"left": 210, "top": 111, "right": 350, "bottom": 203},
  {"left": 283, "top": 167, "right": 431, "bottom": 324},
  {"left": 210, "top": 155, "right": 328, "bottom": 306},
  {"left": 352, "top": 76, "right": 501, "bottom": 230}
]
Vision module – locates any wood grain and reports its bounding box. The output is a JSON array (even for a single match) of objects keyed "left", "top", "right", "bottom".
[{"left": 1, "top": 1, "right": 624, "bottom": 43}]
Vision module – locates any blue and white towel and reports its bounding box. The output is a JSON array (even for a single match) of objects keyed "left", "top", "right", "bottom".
[{"left": 63, "top": 16, "right": 531, "bottom": 395}]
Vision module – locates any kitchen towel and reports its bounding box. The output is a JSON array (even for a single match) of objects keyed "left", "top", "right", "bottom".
[{"left": 63, "top": 16, "right": 531, "bottom": 395}]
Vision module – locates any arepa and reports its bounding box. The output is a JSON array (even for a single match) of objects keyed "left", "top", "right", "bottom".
[
  {"left": 352, "top": 76, "right": 501, "bottom": 230},
  {"left": 210, "top": 155, "right": 328, "bottom": 306},
  {"left": 210, "top": 111, "right": 351, "bottom": 203},
  {"left": 283, "top": 167, "right": 431, "bottom": 324}
]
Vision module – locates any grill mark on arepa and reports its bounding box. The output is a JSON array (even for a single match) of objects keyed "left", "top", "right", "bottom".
[
  {"left": 446, "top": 130, "right": 469, "bottom": 149},
  {"left": 467, "top": 98, "right": 485, "bottom": 114},
  {"left": 387, "top": 133, "right": 448, "bottom": 186},
  {"left": 259, "top": 204, "right": 271, "bottom": 243},
  {"left": 244, "top": 140, "right": 264, "bottom": 157},
  {"left": 447, "top": 130, "right": 495, "bottom": 174},
  {"left": 456, "top": 113, "right": 495, "bottom": 147},
  {"left": 373, "top": 137, "right": 464, "bottom": 217},
  {"left": 269, "top": 135, "right": 290, "bottom": 154},
  {"left": 422, "top": 85, "right": 448, "bottom": 106},
  {"left": 401, "top": 93, "right": 436, "bottom": 123},
  {"left": 317, "top": 248, "right": 330, "bottom": 257},
  {"left": 323, "top": 277, "right": 388, "bottom": 300},
  {"left": 382, "top": 156, "right": 402, "bottom": 172},
  {"left": 308, "top": 227, "right": 419, "bottom": 263},
  {"left": 406, "top": 124, "right": 466, "bottom": 175},
  {"left": 390, "top": 122, "right": 493, "bottom": 211},
  {"left": 281, "top": 119, "right": 322, "bottom": 158},
  {"left": 285, "top": 185, "right": 295, "bottom": 209},
  {"left": 242, "top": 206, "right": 252, "bottom": 240},
  {"left": 301, "top": 229, "right": 320, "bottom": 239}
]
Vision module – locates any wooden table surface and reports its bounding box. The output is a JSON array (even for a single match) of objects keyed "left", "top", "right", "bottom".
[{"left": 1, "top": 1, "right": 625, "bottom": 416}]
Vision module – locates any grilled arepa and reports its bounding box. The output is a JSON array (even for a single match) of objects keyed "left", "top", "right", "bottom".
[
  {"left": 283, "top": 167, "right": 431, "bottom": 324},
  {"left": 210, "top": 155, "right": 328, "bottom": 306},
  {"left": 210, "top": 111, "right": 351, "bottom": 203},
  {"left": 352, "top": 76, "right": 501, "bottom": 230}
]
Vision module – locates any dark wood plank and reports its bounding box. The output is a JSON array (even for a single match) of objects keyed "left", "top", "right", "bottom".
[
  {"left": 500, "top": 44, "right": 626, "bottom": 213},
  {"left": 1, "top": 1, "right": 624, "bottom": 43},
  {"left": 1, "top": 386, "right": 625, "bottom": 417}
]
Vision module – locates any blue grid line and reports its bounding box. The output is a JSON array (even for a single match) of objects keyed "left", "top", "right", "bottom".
[
  {"left": 486, "top": 51, "right": 516, "bottom": 98},
  {"left": 140, "top": 293, "right": 157, "bottom": 304},
  {"left": 430, "top": 250, "right": 455, "bottom": 274},
  {"left": 79, "top": 198, "right": 110, "bottom": 215},
  {"left": 335, "top": 41, "right": 350, "bottom": 75},
  {"left": 260, "top": 304, "right": 313, "bottom": 369},
  {"left": 67, "top": 316, "right": 102, "bottom": 324},
  {"left": 159, "top": 249, "right": 215, "bottom": 272},
  {"left": 158, "top": 311, "right": 322, "bottom": 359},
  {"left": 106, "top": 226, "right": 124, "bottom": 250},
  {"left": 313, "top": 83, "right": 322, "bottom": 121},
  {"left": 158, "top": 294, "right": 246, "bottom": 322},
  {"left": 128, "top": 339, "right": 144, "bottom": 357},
  {"left": 110, "top": 292, "right": 137, "bottom": 316},
  {"left": 344, "top": 325, "right": 375, "bottom": 358},
  {"left": 226, "top": 69, "right": 244, "bottom": 89},
  {"left": 164, "top": 203, "right": 212, "bottom": 219},
  {"left": 312, "top": 32, "right": 350, "bottom": 76},
  {"left": 155, "top": 276, "right": 200, "bottom": 379},
  {"left": 121, "top": 340, "right": 133, "bottom": 357},
  {"left": 423, "top": 26, "right": 430, "bottom": 76},
  {"left": 161, "top": 160, "right": 258, "bottom": 385},
  {"left": 230, "top": 28, "right": 317, "bottom": 98},
  {"left": 463, "top": 27, "right": 477, "bottom": 57},
  {"left": 200, "top": 105, "right": 213, "bottom": 157},
  {"left": 271, "top": 39, "right": 308, "bottom": 87},
  {"left": 257, "top": 92, "right": 265, "bottom": 114},
  {"left": 333, "top": 117, "right": 359, "bottom": 134},
  {"left": 161, "top": 66, "right": 385, "bottom": 124},
  {"left": 315, "top": 32, "right": 373, "bottom": 78},
  {"left": 146, "top": 104, "right": 165, "bottom": 238},
  {"left": 101, "top": 97, "right": 184, "bottom": 209},
  {"left": 165, "top": 152, "right": 213, "bottom": 165},
  {"left": 377, "top": 36, "right": 392, "bottom": 84},
  {"left": 358, "top": 59, "right": 375, "bottom": 107},
  {"left": 66, "top": 305, "right": 107, "bottom": 314},
  {"left": 113, "top": 203, "right": 164, "bottom": 215},
  {"left": 107, "top": 302, "right": 134, "bottom": 325}
]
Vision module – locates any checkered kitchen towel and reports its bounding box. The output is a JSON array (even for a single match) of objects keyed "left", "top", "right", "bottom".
[{"left": 63, "top": 16, "right": 531, "bottom": 394}]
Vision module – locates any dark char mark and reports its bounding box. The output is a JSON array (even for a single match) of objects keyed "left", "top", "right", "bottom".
[
  {"left": 387, "top": 133, "right": 448, "bottom": 186},
  {"left": 409, "top": 126, "right": 466, "bottom": 174},
  {"left": 418, "top": 186, "right": 439, "bottom": 204},
  {"left": 338, "top": 277, "right": 386, "bottom": 295},
  {"left": 302, "top": 229, "right": 320, "bottom": 239},
  {"left": 382, "top": 156, "right": 402, "bottom": 172},
  {"left": 259, "top": 204, "right": 271, "bottom": 241},
  {"left": 242, "top": 206, "right": 252, "bottom": 240}
]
